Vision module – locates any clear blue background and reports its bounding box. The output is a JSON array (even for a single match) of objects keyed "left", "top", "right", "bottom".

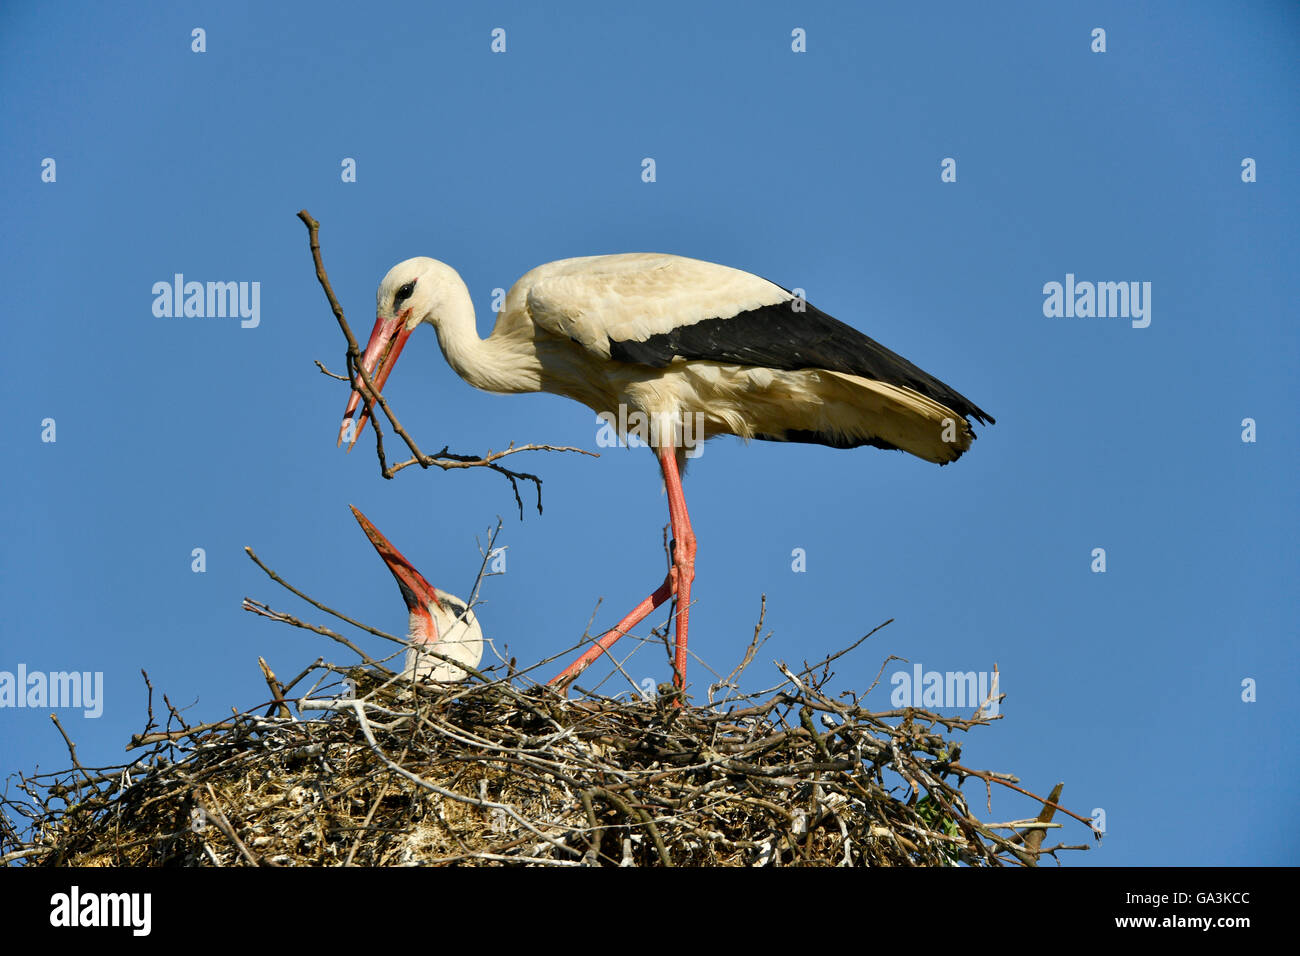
[{"left": 2, "top": 1, "right": 1296, "bottom": 866}]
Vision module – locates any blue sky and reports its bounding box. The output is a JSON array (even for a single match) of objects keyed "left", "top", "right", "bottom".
[{"left": 1, "top": 1, "right": 1296, "bottom": 866}]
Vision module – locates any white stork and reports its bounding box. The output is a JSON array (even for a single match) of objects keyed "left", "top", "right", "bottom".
[
  {"left": 338, "top": 254, "right": 994, "bottom": 695},
  {"left": 350, "top": 504, "right": 482, "bottom": 682}
]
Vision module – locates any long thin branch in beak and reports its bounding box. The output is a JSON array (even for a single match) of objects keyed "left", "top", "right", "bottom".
[{"left": 339, "top": 311, "right": 413, "bottom": 450}]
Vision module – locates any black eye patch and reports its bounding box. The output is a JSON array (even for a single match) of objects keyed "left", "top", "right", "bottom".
[{"left": 395, "top": 280, "right": 416, "bottom": 306}]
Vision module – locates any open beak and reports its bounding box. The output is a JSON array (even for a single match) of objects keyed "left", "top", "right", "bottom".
[
  {"left": 349, "top": 505, "right": 442, "bottom": 642},
  {"left": 338, "top": 310, "right": 414, "bottom": 451}
]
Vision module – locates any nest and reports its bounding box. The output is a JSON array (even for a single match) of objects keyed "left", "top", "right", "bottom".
[{"left": 1, "top": 624, "right": 1095, "bottom": 867}]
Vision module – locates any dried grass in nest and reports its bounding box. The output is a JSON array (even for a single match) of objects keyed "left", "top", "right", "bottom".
[{"left": 0, "top": 611, "right": 1097, "bottom": 867}]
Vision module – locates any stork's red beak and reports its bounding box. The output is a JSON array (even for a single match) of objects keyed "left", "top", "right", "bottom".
[
  {"left": 338, "top": 310, "right": 415, "bottom": 450},
  {"left": 350, "top": 505, "right": 443, "bottom": 641}
]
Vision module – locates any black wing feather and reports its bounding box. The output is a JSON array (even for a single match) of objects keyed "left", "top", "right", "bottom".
[{"left": 608, "top": 294, "right": 995, "bottom": 426}]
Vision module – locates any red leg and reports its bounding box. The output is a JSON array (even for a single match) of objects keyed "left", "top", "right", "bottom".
[
  {"left": 547, "top": 576, "right": 672, "bottom": 689},
  {"left": 547, "top": 446, "right": 696, "bottom": 697},
  {"left": 659, "top": 447, "right": 696, "bottom": 692}
]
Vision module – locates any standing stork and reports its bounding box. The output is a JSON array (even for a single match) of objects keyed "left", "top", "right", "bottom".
[
  {"left": 339, "top": 254, "right": 994, "bottom": 695},
  {"left": 350, "top": 505, "right": 482, "bottom": 682}
]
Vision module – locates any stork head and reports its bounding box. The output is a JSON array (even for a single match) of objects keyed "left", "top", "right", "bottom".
[
  {"left": 338, "top": 257, "right": 463, "bottom": 449},
  {"left": 349, "top": 504, "right": 483, "bottom": 682}
]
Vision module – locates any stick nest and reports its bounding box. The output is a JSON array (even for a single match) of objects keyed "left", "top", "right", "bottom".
[{"left": 2, "top": 645, "right": 1095, "bottom": 867}]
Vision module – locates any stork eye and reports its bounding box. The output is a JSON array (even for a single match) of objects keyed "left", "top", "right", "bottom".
[{"left": 395, "top": 280, "right": 416, "bottom": 306}]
